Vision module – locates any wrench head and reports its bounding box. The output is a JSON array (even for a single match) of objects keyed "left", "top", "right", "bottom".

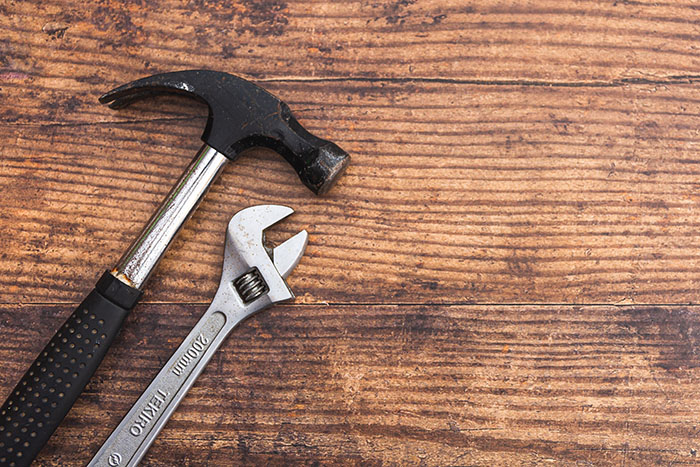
[{"left": 218, "top": 205, "right": 307, "bottom": 313}]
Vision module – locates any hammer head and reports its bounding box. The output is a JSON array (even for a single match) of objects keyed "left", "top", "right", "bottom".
[{"left": 99, "top": 70, "right": 349, "bottom": 195}]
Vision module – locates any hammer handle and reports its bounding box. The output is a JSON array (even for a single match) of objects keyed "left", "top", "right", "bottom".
[{"left": 0, "top": 273, "right": 141, "bottom": 467}]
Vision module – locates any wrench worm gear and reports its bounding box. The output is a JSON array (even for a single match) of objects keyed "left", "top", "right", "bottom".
[{"left": 234, "top": 268, "right": 269, "bottom": 303}]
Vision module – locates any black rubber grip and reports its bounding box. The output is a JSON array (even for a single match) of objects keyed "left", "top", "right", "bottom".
[{"left": 0, "top": 274, "right": 141, "bottom": 466}]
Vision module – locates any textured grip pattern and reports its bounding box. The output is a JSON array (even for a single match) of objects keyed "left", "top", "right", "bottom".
[{"left": 0, "top": 290, "right": 131, "bottom": 466}]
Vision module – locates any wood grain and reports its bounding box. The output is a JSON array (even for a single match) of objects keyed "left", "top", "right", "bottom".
[
  {"left": 1, "top": 302, "right": 699, "bottom": 465},
  {"left": 0, "top": 0, "right": 699, "bottom": 87},
  {"left": 1, "top": 0, "right": 700, "bottom": 465},
  {"left": 2, "top": 82, "right": 700, "bottom": 305}
]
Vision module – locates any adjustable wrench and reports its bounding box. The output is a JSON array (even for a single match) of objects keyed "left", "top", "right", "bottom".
[{"left": 88, "top": 204, "right": 308, "bottom": 466}]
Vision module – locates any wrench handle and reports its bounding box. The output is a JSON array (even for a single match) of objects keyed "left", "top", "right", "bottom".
[
  {"left": 88, "top": 306, "right": 232, "bottom": 467},
  {"left": 0, "top": 272, "right": 141, "bottom": 467}
]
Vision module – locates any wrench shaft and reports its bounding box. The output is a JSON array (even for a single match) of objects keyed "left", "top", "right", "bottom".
[{"left": 88, "top": 306, "right": 234, "bottom": 467}]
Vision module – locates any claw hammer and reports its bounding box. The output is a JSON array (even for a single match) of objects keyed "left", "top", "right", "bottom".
[{"left": 0, "top": 70, "right": 349, "bottom": 466}]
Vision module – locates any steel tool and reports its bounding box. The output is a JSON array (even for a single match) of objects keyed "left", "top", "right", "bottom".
[
  {"left": 89, "top": 204, "right": 307, "bottom": 466},
  {"left": 0, "top": 70, "right": 349, "bottom": 466}
]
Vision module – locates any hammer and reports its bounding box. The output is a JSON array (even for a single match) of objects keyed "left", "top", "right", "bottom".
[{"left": 0, "top": 70, "right": 349, "bottom": 466}]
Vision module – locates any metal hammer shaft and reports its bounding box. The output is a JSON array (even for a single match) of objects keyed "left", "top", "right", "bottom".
[{"left": 113, "top": 144, "right": 228, "bottom": 289}]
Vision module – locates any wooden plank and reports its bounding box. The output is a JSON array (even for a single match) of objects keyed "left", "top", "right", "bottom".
[
  {"left": 1, "top": 82, "right": 700, "bottom": 305},
  {"left": 0, "top": 0, "right": 698, "bottom": 101},
  {"left": 0, "top": 302, "right": 697, "bottom": 465}
]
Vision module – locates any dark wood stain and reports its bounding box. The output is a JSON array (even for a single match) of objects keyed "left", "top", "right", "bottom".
[{"left": 622, "top": 307, "right": 700, "bottom": 371}]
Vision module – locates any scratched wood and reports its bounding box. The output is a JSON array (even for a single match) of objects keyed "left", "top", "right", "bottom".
[
  {"left": 0, "top": 0, "right": 698, "bottom": 87},
  {"left": 2, "top": 82, "right": 700, "bottom": 305},
  {"left": 1, "top": 0, "right": 700, "bottom": 465},
  {"left": 1, "top": 303, "right": 699, "bottom": 465}
]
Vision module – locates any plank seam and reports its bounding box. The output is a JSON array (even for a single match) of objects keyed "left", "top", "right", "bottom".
[
  {"left": 2, "top": 302, "right": 698, "bottom": 307},
  {"left": 254, "top": 74, "right": 700, "bottom": 87}
]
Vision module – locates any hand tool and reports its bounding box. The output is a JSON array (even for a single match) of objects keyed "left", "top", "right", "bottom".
[
  {"left": 89, "top": 204, "right": 307, "bottom": 467},
  {"left": 0, "top": 70, "right": 349, "bottom": 467}
]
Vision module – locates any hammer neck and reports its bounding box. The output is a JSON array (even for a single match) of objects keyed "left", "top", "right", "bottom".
[{"left": 112, "top": 144, "right": 229, "bottom": 289}]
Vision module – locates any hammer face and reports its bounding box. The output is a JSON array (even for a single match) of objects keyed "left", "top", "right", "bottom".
[
  {"left": 100, "top": 70, "right": 350, "bottom": 194},
  {"left": 300, "top": 142, "right": 351, "bottom": 195}
]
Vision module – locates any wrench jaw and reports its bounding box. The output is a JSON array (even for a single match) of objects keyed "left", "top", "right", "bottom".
[
  {"left": 213, "top": 204, "right": 307, "bottom": 319},
  {"left": 273, "top": 229, "right": 308, "bottom": 279}
]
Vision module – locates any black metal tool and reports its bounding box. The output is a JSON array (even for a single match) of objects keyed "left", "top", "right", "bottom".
[{"left": 0, "top": 70, "right": 349, "bottom": 466}]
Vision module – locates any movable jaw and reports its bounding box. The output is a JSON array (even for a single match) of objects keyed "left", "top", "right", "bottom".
[
  {"left": 216, "top": 205, "right": 308, "bottom": 315},
  {"left": 99, "top": 70, "right": 350, "bottom": 195}
]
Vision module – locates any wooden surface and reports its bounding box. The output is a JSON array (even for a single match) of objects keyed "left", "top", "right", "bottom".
[{"left": 1, "top": 0, "right": 700, "bottom": 465}]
